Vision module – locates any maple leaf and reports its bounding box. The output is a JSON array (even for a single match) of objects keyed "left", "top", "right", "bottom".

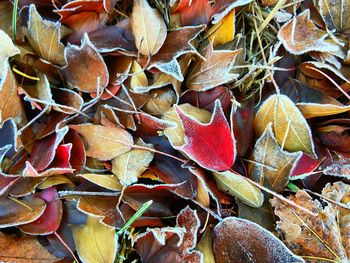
[
  {"left": 134, "top": 206, "right": 202, "bottom": 262},
  {"left": 175, "top": 100, "right": 235, "bottom": 171},
  {"left": 139, "top": 25, "right": 205, "bottom": 81},
  {"left": 271, "top": 182, "right": 350, "bottom": 261},
  {"left": 278, "top": 10, "right": 340, "bottom": 55},
  {"left": 185, "top": 43, "right": 241, "bottom": 91}
]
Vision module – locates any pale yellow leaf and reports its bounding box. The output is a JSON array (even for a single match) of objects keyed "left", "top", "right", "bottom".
[
  {"left": 72, "top": 216, "right": 117, "bottom": 263},
  {"left": 0, "top": 29, "right": 19, "bottom": 75},
  {"left": 77, "top": 174, "right": 123, "bottom": 191},
  {"left": 212, "top": 170, "right": 264, "bottom": 208},
  {"left": 255, "top": 94, "right": 316, "bottom": 156},
  {"left": 111, "top": 139, "right": 154, "bottom": 186},
  {"left": 130, "top": 0, "right": 167, "bottom": 56}
]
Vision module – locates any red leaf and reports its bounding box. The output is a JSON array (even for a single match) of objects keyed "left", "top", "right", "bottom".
[
  {"left": 175, "top": 100, "right": 235, "bottom": 171},
  {"left": 19, "top": 188, "right": 63, "bottom": 235},
  {"left": 174, "top": 0, "right": 212, "bottom": 26}
]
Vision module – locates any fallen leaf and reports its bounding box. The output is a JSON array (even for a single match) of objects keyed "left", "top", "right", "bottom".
[
  {"left": 0, "top": 61, "right": 25, "bottom": 126},
  {"left": 112, "top": 138, "right": 154, "bottom": 186},
  {"left": 213, "top": 217, "right": 304, "bottom": 263},
  {"left": 318, "top": 0, "right": 350, "bottom": 37},
  {"left": 271, "top": 182, "right": 350, "bottom": 261},
  {"left": 0, "top": 232, "right": 58, "bottom": 262},
  {"left": 0, "top": 196, "right": 46, "bottom": 228},
  {"left": 61, "top": 34, "right": 109, "bottom": 93},
  {"left": 26, "top": 4, "right": 65, "bottom": 65},
  {"left": 130, "top": 0, "right": 167, "bottom": 56},
  {"left": 70, "top": 124, "right": 133, "bottom": 161},
  {"left": 19, "top": 188, "right": 63, "bottom": 235},
  {"left": 196, "top": 228, "right": 215, "bottom": 263},
  {"left": 77, "top": 173, "right": 123, "bottom": 191},
  {"left": 0, "top": 29, "right": 19, "bottom": 75},
  {"left": 175, "top": 100, "right": 236, "bottom": 171},
  {"left": 278, "top": 10, "right": 340, "bottom": 55},
  {"left": 72, "top": 216, "right": 117, "bottom": 263},
  {"left": 162, "top": 103, "right": 212, "bottom": 147},
  {"left": 173, "top": 0, "right": 211, "bottom": 26},
  {"left": 208, "top": 9, "right": 235, "bottom": 46},
  {"left": 249, "top": 123, "right": 301, "bottom": 192},
  {"left": 185, "top": 43, "right": 241, "bottom": 91},
  {"left": 134, "top": 206, "right": 202, "bottom": 262},
  {"left": 255, "top": 93, "right": 316, "bottom": 156},
  {"left": 213, "top": 170, "right": 264, "bottom": 207}
]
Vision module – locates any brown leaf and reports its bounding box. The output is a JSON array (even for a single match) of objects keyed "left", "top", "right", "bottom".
[
  {"left": 134, "top": 206, "right": 202, "bottom": 262},
  {"left": 278, "top": 10, "right": 340, "bottom": 55},
  {"left": 213, "top": 217, "right": 303, "bottom": 263},
  {"left": 0, "top": 232, "right": 58, "bottom": 262},
  {"left": 185, "top": 43, "right": 241, "bottom": 91},
  {"left": 61, "top": 34, "right": 109, "bottom": 93},
  {"left": 26, "top": 4, "right": 65, "bottom": 65},
  {"left": 0, "top": 196, "right": 46, "bottom": 227},
  {"left": 318, "top": 0, "right": 350, "bottom": 37},
  {"left": 70, "top": 124, "right": 133, "bottom": 160},
  {"left": 271, "top": 182, "right": 350, "bottom": 261},
  {"left": 249, "top": 123, "right": 301, "bottom": 192},
  {"left": 0, "top": 61, "right": 25, "bottom": 126}
]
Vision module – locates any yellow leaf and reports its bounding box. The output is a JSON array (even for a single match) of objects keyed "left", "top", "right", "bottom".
[
  {"left": 130, "top": 60, "right": 148, "bottom": 90},
  {"left": 130, "top": 0, "right": 167, "bottom": 56},
  {"left": 162, "top": 103, "right": 211, "bottom": 146},
  {"left": 72, "top": 216, "right": 117, "bottom": 263},
  {"left": 212, "top": 170, "right": 264, "bottom": 208},
  {"left": 196, "top": 228, "right": 216, "bottom": 263},
  {"left": 255, "top": 94, "right": 316, "bottom": 156},
  {"left": 208, "top": 9, "right": 235, "bottom": 46},
  {"left": 77, "top": 174, "right": 123, "bottom": 191},
  {"left": 112, "top": 139, "right": 154, "bottom": 186},
  {"left": 70, "top": 124, "right": 133, "bottom": 160}
]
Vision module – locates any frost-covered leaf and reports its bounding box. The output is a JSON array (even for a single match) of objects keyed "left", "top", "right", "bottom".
[
  {"left": 213, "top": 217, "right": 304, "bottom": 263},
  {"left": 77, "top": 174, "right": 123, "bottom": 191},
  {"left": 255, "top": 94, "right": 315, "bottom": 156}
]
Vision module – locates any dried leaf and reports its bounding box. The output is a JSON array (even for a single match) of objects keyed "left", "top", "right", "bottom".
[
  {"left": 213, "top": 217, "right": 304, "bottom": 263},
  {"left": 278, "top": 10, "right": 340, "bottom": 55},
  {"left": 318, "top": 0, "right": 350, "bottom": 36},
  {"left": 0, "top": 196, "right": 46, "bottom": 228},
  {"left": 249, "top": 123, "right": 301, "bottom": 192},
  {"left": 255, "top": 94, "right": 315, "bottom": 156},
  {"left": 175, "top": 100, "right": 235, "bottom": 171},
  {"left": 162, "top": 103, "right": 212, "bottom": 147},
  {"left": 70, "top": 124, "right": 133, "bottom": 161},
  {"left": 0, "top": 29, "right": 19, "bottom": 75},
  {"left": 271, "top": 182, "right": 350, "bottom": 261},
  {"left": 112, "top": 139, "right": 154, "bottom": 186},
  {"left": 185, "top": 43, "right": 241, "bottom": 91},
  {"left": 62, "top": 34, "right": 109, "bottom": 93},
  {"left": 213, "top": 170, "right": 264, "bottom": 207},
  {"left": 77, "top": 173, "right": 123, "bottom": 191},
  {"left": 72, "top": 216, "right": 118, "bottom": 263},
  {"left": 130, "top": 0, "right": 167, "bottom": 56},
  {"left": 174, "top": 0, "right": 211, "bottom": 26},
  {"left": 196, "top": 228, "right": 215, "bottom": 263},
  {"left": 26, "top": 5, "right": 65, "bottom": 65},
  {"left": 208, "top": 9, "right": 235, "bottom": 46}
]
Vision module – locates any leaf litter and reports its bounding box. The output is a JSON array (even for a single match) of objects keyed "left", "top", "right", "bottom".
[{"left": 0, "top": 0, "right": 350, "bottom": 262}]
